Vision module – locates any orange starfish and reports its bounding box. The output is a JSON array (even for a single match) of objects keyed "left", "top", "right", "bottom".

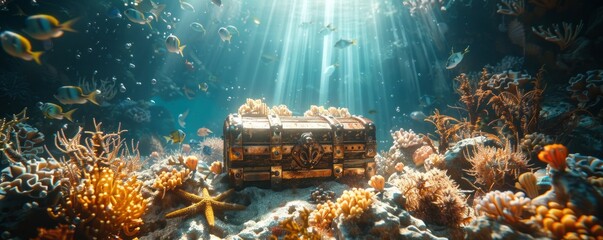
[{"left": 165, "top": 188, "right": 246, "bottom": 227}]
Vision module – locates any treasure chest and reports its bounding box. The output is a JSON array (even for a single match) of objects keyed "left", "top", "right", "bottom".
[{"left": 223, "top": 114, "right": 377, "bottom": 188}]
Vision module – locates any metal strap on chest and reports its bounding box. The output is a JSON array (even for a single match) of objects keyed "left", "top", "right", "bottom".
[
  {"left": 227, "top": 114, "right": 244, "bottom": 188},
  {"left": 352, "top": 116, "right": 376, "bottom": 158},
  {"left": 267, "top": 114, "right": 282, "bottom": 188}
]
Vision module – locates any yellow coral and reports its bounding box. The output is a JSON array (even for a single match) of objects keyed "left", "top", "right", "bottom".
[
  {"left": 308, "top": 200, "right": 339, "bottom": 230},
  {"left": 271, "top": 105, "right": 293, "bottom": 116},
  {"left": 336, "top": 188, "right": 374, "bottom": 219},
  {"left": 152, "top": 168, "right": 191, "bottom": 198},
  {"left": 49, "top": 165, "right": 148, "bottom": 238},
  {"left": 533, "top": 202, "right": 603, "bottom": 239},
  {"left": 238, "top": 98, "right": 270, "bottom": 116},
  {"left": 515, "top": 172, "right": 539, "bottom": 199}
]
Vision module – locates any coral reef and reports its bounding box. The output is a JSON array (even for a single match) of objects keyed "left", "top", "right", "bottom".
[
  {"left": 0, "top": 157, "right": 65, "bottom": 198},
  {"left": 33, "top": 224, "right": 75, "bottom": 240},
  {"left": 516, "top": 172, "right": 539, "bottom": 199},
  {"left": 49, "top": 121, "right": 148, "bottom": 239},
  {"left": 538, "top": 144, "right": 568, "bottom": 171},
  {"left": 424, "top": 153, "right": 446, "bottom": 171},
  {"left": 12, "top": 123, "right": 45, "bottom": 160},
  {"left": 390, "top": 168, "right": 469, "bottom": 227},
  {"left": 368, "top": 175, "right": 385, "bottom": 192},
  {"left": 303, "top": 105, "right": 351, "bottom": 118},
  {"left": 272, "top": 208, "right": 321, "bottom": 240},
  {"left": 309, "top": 187, "right": 336, "bottom": 204},
  {"left": 466, "top": 141, "right": 530, "bottom": 191},
  {"left": 520, "top": 132, "right": 553, "bottom": 157},
  {"left": 374, "top": 150, "right": 400, "bottom": 178},
  {"left": 412, "top": 145, "right": 434, "bottom": 166},
  {"left": 532, "top": 21, "right": 584, "bottom": 50},
  {"left": 566, "top": 69, "right": 603, "bottom": 109},
  {"left": 485, "top": 56, "right": 525, "bottom": 73},
  {"left": 271, "top": 105, "right": 292, "bottom": 116},
  {"left": 533, "top": 201, "right": 603, "bottom": 239}
]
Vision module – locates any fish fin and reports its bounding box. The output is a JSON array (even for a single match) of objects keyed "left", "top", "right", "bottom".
[
  {"left": 60, "top": 18, "right": 80, "bottom": 32},
  {"left": 163, "top": 136, "right": 172, "bottom": 143},
  {"left": 63, "top": 108, "right": 77, "bottom": 122},
  {"left": 86, "top": 90, "right": 100, "bottom": 106},
  {"left": 179, "top": 45, "right": 186, "bottom": 57},
  {"left": 31, "top": 51, "right": 43, "bottom": 65},
  {"left": 450, "top": 47, "right": 454, "bottom": 55},
  {"left": 147, "top": 21, "right": 153, "bottom": 30},
  {"left": 464, "top": 45, "right": 470, "bottom": 54},
  {"left": 351, "top": 39, "right": 357, "bottom": 45}
]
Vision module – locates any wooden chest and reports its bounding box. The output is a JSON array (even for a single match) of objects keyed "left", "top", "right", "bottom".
[{"left": 223, "top": 114, "right": 377, "bottom": 188}]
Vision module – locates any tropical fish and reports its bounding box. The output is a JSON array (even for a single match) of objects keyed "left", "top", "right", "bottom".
[
  {"left": 0, "top": 31, "right": 43, "bottom": 64},
  {"left": 410, "top": 111, "right": 427, "bottom": 121},
  {"left": 23, "top": 14, "right": 78, "bottom": 41},
  {"left": 319, "top": 23, "right": 336, "bottom": 35},
  {"left": 199, "top": 82, "right": 209, "bottom": 92},
  {"left": 165, "top": 34, "right": 186, "bottom": 56},
  {"left": 124, "top": 8, "right": 152, "bottom": 29},
  {"left": 197, "top": 127, "right": 213, "bottom": 137},
  {"left": 334, "top": 39, "right": 356, "bottom": 49},
  {"left": 165, "top": 129, "right": 186, "bottom": 144},
  {"left": 180, "top": 0, "right": 195, "bottom": 12},
  {"left": 37, "top": 102, "right": 76, "bottom": 121},
  {"left": 323, "top": 63, "right": 338, "bottom": 77},
  {"left": 211, "top": 0, "right": 222, "bottom": 7},
  {"left": 178, "top": 109, "right": 189, "bottom": 128},
  {"left": 218, "top": 27, "right": 232, "bottom": 43},
  {"left": 190, "top": 22, "right": 206, "bottom": 34},
  {"left": 54, "top": 86, "right": 99, "bottom": 105},
  {"left": 445, "top": 45, "right": 469, "bottom": 69}
]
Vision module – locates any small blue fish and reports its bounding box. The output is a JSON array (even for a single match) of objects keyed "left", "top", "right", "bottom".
[
  {"left": 107, "top": 7, "right": 122, "bottom": 19},
  {"left": 445, "top": 45, "right": 469, "bottom": 69},
  {"left": 0, "top": 31, "right": 43, "bottom": 64},
  {"left": 124, "top": 8, "right": 152, "bottom": 29},
  {"left": 202, "top": 145, "right": 212, "bottom": 156},
  {"left": 165, "top": 129, "right": 186, "bottom": 144}
]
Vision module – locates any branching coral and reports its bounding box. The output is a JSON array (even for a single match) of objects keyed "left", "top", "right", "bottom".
[
  {"left": 272, "top": 208, "right": 321, "bottom": 240},
  {"left": 271, "top": 105, "right": 293, "bottom": 116},
  {"left": 566, "top": 69, "right": 603, "bottom": 109},
  {"left": 497, "top": 0, "right": 525, "bottom": 16},
  {"left": 466, "top": 142, "right": 531, "bottom": 191},
  {"left": 390, "top": 128, "right": 424, "bottom": 150},
  {"left": 425, "top": 110, "right": 467, "bottom": 153},
  {"left": 12, "top": 123, "right": 45, "bottom": 159},
  {"left": 49, "top": 121, "right": 148, "bottom": 239},
  {"left": 476, "top": 190, "right": 532, "bottom": 228},
  {"left": 533, "top": 201, "right": 603, "bottom": 239},
  {"left": 532, "top": 21, "right": 584, "bottom": 50},
  {"left": 393, "top": 168, "right": 469, "bottom": 227},
  {"left": 303, "top": 105, "right": 351, "bottom": 117}
]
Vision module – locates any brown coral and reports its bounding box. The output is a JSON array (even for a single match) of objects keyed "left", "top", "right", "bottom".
[
  {"left": 466, "top": 142, "right": 530, "bottom": 190},
  {"left": 393, "top": 168, "right": 469, "bottom": 227}
]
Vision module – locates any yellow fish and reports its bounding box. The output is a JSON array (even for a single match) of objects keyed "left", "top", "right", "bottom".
[
  {"left": 37, "top": 102, "right": 76, "bottom": 122},
  {"left": 23, "top": 14, "right": 78, "bottom": 41},
  {"left": 0, "top": 31, "right": 43, "bottom": 64},
  {"left": 165, "top": 129, "right": 186, "bottom": 144},
  {"left": 165, "top": 34, "right": 186, "bottom": 56},
  {"left": 54, "top": 86, "right": 99, "bottom": 105}
]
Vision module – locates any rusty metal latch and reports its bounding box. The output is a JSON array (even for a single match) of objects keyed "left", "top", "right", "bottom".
[{"left": 291, "top": 132, "right": 324, "bottom": 169}]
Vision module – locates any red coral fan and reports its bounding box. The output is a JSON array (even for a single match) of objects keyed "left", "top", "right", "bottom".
[{"left": 538, "top": 144, "right": 568, "bottom": 171}]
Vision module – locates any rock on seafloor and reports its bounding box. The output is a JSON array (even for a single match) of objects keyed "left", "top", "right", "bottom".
[{"left": 464, "top": 216, "right": 545, "bottom": 240}]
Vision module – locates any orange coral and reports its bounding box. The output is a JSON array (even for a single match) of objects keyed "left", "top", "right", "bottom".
[
  {"left": 412, "top": 145, "right": 433, "bottom": 166},
  {"left": 34, "top": 224, "right": 75, "bottom": 240},
  {"left": 533, "top": 201, "right": 603, "bottom": 239},
  {"left": 516, "top": 172, "right": 539, "bottom": 199},
  {"left": 476, "top": 191, "right": 531, "bottom": 227},
  {"left": 184, "top": 155, "right": 198, "bottom": 171},
  {"left": 308, "top": 188, "right": 374, "bottom": 231},
  {"left": 152, "top": 168, "right": 191, "bottom": 198},
  {"left": 368, "top": 175, "right": 385, "bottom": 192},
  {"left": 210, "top": 161, "right": 223, "bottom": 175},
  {"left": 538, "top": 144, "right": 568, "bottom": 171}
]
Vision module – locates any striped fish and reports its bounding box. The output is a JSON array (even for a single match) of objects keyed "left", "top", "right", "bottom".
[
  {"left": 38, "top": 102, "right": 76, "bottom": 122},
  {"left": 0, "top": 31, "right": 43, "bottom": 64},
  {"left": 54, "top": 86, "right": 99, "bottom": 105},
  {"left": 23, "top": 14, "right": 78, "bottom": 41}
]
